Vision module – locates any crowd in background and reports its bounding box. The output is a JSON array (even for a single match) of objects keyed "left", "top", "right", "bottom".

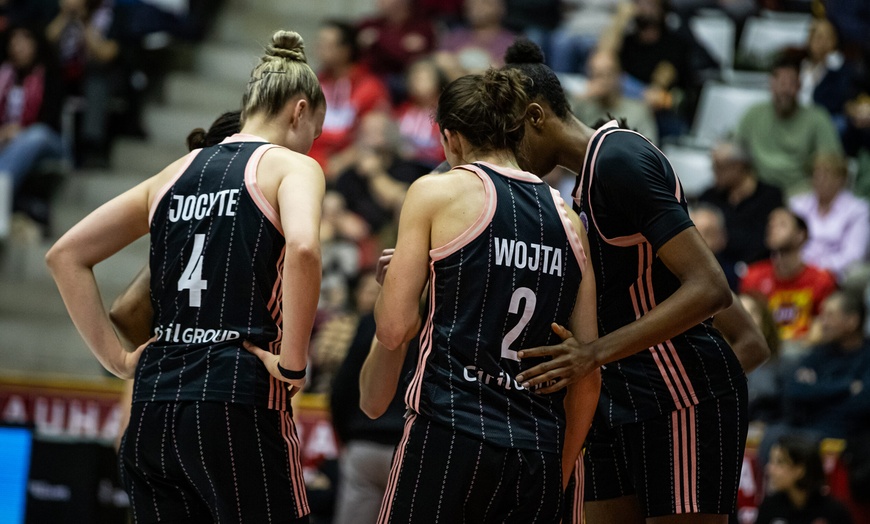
[{"left": 2, "top": 0, "right": 870, "bottom": 523}]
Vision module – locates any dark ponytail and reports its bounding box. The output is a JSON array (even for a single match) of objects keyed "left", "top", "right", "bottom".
[
  {"left": 436, "top": 68, "right": 529, "bottom": 153},
  {"left": 503, "top": 39, "right": 571, "bottom": 120}
]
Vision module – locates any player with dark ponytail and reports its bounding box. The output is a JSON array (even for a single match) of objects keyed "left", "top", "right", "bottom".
[{"left": 360, "top": 67, "right": 601, "bottom": 523}]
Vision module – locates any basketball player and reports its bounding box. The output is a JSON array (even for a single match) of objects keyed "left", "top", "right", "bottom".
[
  {"left": 46, "top": 30, "right": 325, "bottom": 523},
  {"left": 360, "top": 68, "right": 601, "bottom": 523},
  {"left": 501, "top": 40, "right": 751, "bottom": 524}
]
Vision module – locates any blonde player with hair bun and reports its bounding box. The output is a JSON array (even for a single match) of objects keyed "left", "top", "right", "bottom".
[{"left": 47, "top": 30, "right": 325, "bottom": 523}]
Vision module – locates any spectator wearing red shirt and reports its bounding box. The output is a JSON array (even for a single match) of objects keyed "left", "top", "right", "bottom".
[
  {"left": 394, "top": 59, "right": 446, "bottom": 170},
  {"left": 741, "top": 208, "right": 837, "bottom": 344},
  {"left": 356, "top": 0, "right": 435, "bottom": 100},
  {"left": 312, "top": 20, "right": 391, "bottom": 180}
]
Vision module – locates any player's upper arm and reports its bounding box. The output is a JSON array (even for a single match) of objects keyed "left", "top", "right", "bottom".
[
  {"left": 564, "top": 203, "right": 597, "bottom": 345},
  {"left": 277, "top": 153, "right": 326, "bottom": 249},
  {"left": 597, "top": 135, "right": 693, "bottom": 251},
  {"left": 375, "top": 175, "right": 446, "bottom": 349}
]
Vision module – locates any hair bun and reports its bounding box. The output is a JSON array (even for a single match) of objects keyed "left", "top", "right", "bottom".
[
  {"left": 504, "top": 38, "right": 545, "bottom": 65},
  {"left": 266, "top": 30, "right": 307, "bottom": 62}
]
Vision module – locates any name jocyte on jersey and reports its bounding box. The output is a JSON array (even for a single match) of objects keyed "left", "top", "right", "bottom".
[
  {"left": 167, "top": 189, "right": 241, "bottom": 223},
  {"left": 154, "top": 323, "right": 240, "bottom": 344},
  {"left": 493, "top": 237, "right": 564, "bottom": 276}
]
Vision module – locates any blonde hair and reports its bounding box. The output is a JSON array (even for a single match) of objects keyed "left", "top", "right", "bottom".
[{"left": 241, "top": 30, "right": 325, "bottom": 123}]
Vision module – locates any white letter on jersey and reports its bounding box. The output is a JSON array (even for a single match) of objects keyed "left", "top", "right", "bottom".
[{"left": 501, "top": 287, "right": 537, "bottom": 361}]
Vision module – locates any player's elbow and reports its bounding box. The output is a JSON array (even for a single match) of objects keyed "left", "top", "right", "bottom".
[
  {"left": 287, "top": 241, "right": 321, "bottom": 266},
  {"left": 360, "top": 396, "right": 389, "bottom": 420},
  {"left": 375, "top": 319, "right": 415, "bottom": 352},
  {"left": 45, "top": 239, "right": 74, "bottom": 275},
  {"left": 698, "top": 272, "right": 733, "bottom": 316}
]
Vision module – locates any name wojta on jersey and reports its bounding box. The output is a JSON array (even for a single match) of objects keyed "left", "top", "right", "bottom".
[{"left": 493, "top": 237, "right": 565, "bottom": 276}]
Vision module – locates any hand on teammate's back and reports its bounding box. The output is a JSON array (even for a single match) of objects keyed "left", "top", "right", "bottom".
[
  {"left": 516, "top": 324, "right": 599, "bottom": 393},
  {"left": 375, "top": 248, "right": 394, "bottom": 285}
]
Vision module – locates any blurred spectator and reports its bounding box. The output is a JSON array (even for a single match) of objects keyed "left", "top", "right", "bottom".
[
  {"left": 45, "top": 0, "right": 121, "bottom": 168},
  {"left": 699, "top": 139, "right": 784, "bottom": 283},
  {"left": 789, "top": 152, "right": 870, "bottom": 282},
  {"left": 740, "top": 293, "right": 789, "bottom": 425},
  {"left": 598, "top": 0, "right": 716, "bottom": 139},
  {"left": 547, "top": 0, "right": 619, "bottom": 73},
  {"left": 572, "top": 50, "right": 658, "bottom": 144},
  {"left": 311, "top": 20, "right": 391, "bottom": 180},
  {"left": 689, "top": 203, "right": 736, "bottom": 289},
  {"left": 735, "top": 55, "right": 844, "bottom": 194},
  {"left": 330, "top": 306, "right": 418, "bottom": 524},
  {"left": 740, "top": 208, "right": 837, "bottom": 344},
  {"left": 780, "top": 290, "right": 870, "bottom": 442},
  {"left": 356, "top": 0, "right": 435, "bottom": 100},
  {"left": 334, "top": 111, "right": 429, "bottom": 238},
  {"left": 395, "top": 58, "right": 446, "bottom": 170},
  {"left": 502, "top": 0, "right": 560, "bottom": 57},
  {"left": 844, "top": 88, "right": 870, "bottom": 199},
  {"left": 799, "top": 18, "right": 854, "bottom": 135},
  {"left": 309, "top": 271, "right": 381, "bottom": 395},
  {"left": 756, "top": 434, "right": 853, "bottom": 524},
  {"left": 0, "top": 25, "right": 63, "bottom": 208},
  {"left": 437, "top": 0, "right": 516, "bottom": 72}
]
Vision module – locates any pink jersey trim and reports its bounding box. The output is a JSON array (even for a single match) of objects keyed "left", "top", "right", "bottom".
[
  {"left": 377, "top": 413, "right": 416, "bottom": 524},
  {"left": 406, "top": 262, "right": 438, "bottom": 412},
  {"left": 672, "top": 406, "right": 699, "bottom": 514},
  {"left": 549, "top": 187, "right": 587, "bottom": 276},
  {"left": 245, "top": 144, "right": 284, "bottom": 235},
  {"left": 221, "top": 132, "right": 271, "bottom": 144},
  {"left": 148, "top": 150, "right": 202, "bottom": 224},
  {"left": 281, "top": 412, "right": 311, "bottom": 517},
  {"left": 476, "top": 160, "right": 543, "bottom": 183},
  {"left": 267, "top": 247, "right": 286, "bottom": 411},
  {"left": 429, "top": 164, "right": 497, "bottom": 262}
]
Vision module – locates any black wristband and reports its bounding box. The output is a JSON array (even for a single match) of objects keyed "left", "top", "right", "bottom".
[{"left": 277, "top": 363, "right": 306, "bottom": 380}]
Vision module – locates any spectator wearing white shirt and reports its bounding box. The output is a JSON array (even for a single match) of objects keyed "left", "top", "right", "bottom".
[{"left": 790, "top": 152, "right": 870, "bottom": 282}]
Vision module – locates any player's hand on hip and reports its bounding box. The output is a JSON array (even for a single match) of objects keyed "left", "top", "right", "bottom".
[
  {"left": 516, "top": 323, "right": 598, "bottom": 394},
  {"left": 243, "top": 340, "right": 306, "bottom": 396},
  {"left": 116, "top": 335, "right": 156, "bottom": 379}
]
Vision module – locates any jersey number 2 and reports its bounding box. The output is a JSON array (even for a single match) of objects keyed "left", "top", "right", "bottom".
[
  {"left": 178, "top": 233, "right": 208, "bottom": 307},
  {"left": 501, "top": 287, "right": 536, "bottom": 361}
]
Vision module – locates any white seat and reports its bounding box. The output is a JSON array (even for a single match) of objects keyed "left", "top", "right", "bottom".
[
  {"left": 662, "top": 143, "right": 715, "bottom": 198},
  {"left": 738, "top": 15, "right": 812, "bottom": 66},
  {"left": 691, "top": 81, "right": 769, "bottom": 144},
  {"left": 690, "top": 13, "right": 736, "bottom": 71}
]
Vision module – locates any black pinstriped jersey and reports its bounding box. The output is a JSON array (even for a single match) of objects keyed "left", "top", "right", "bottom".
[
  {"left": 573, "top": 121, "right": 745, "bottom": 427},
  {"left": 406, "top": 161, "right": 586, "bottom": 453},
  {"left": 134, "top": 135, "right": 294, "bottom": 410}
]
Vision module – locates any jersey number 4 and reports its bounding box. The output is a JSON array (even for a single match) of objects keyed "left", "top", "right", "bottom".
[
  {"left": 501, "top": 287, "right": 536, "bottom": 361},
  {"left": 178, "top": 234, "right": 208, "bottom": 307}
]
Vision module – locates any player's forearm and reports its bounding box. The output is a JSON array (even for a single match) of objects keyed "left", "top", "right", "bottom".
[
  {"left": 561, "top": 370, "right": 600, "bottom": 489},
  {"left": 279, "top": 243, "right": 321, "bottom": 372},
  {"left": 374, "top": 292, "right": 422, "bottom": 351},
  {"left": 360, "top": 337, "right": 408, "bottom": 419},
  {"left": 46, "top": 252, "right": 127, "bottom": 376},
  {"left": 593, "top": 274, "right": 731, "bottom": 366},
  {"left": 109, "top": 266, "right": 153, "bottom": 348}
]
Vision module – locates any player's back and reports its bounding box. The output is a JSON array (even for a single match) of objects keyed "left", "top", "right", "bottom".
[
  {"left": 137, "top": 136, "right": 292, "bottom": 410},
  {"left": 407, "top": 161, "right": 586, "bottom": 453}
]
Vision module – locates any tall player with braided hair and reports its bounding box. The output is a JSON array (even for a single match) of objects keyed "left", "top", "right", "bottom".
[
  {"left": 46, "top": 30, "right": 325, "bottom": 523},
  {"left": 360, "top": 67, "right": 601, "bottom": 523}
]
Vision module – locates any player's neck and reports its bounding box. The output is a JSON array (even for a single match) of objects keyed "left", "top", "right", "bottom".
[
  {"left": 465, "top": 150, "right": 521, "bottom": 171},
  {"left": 240, "top": 117, "right": 286, "bottom": 146},
  {"left": 559, "top": 115, "right": 594, "bottom": 173}
]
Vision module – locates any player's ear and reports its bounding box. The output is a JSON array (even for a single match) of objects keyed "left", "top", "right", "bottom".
[
  {"left": 286, "top": 97, "right": 308, "bottom": 127},
  {"left": 526, "top": 103, "right": 546, "bottom": 130},
  {"left": 442, "top": 129, "right": 463, "bottom": 158}
]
